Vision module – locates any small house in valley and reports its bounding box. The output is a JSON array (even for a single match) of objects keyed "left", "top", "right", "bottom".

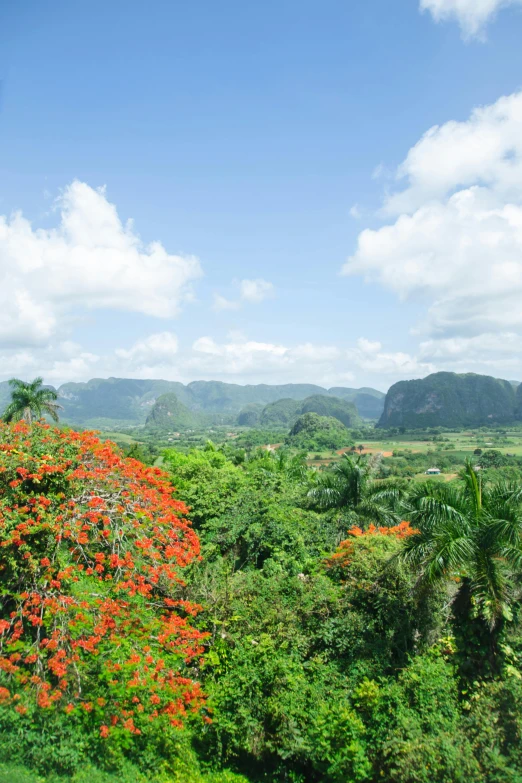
[{"left": 425, "top": 467, "right": 441, "bottom": 475}]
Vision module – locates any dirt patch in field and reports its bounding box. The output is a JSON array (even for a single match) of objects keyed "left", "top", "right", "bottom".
[{"left": 335, "top": 447, "right": 394, "bottom": 458}]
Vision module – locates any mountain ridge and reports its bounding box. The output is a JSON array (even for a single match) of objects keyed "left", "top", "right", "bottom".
[{"left": 0, "top": 377, "right": 385, "bottom": 426}]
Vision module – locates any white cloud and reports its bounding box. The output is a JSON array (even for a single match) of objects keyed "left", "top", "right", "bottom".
[
  {"left": 349, "top": 204, "right": 362, "bottom": 220},
  {"left": 0, "top": 342, "right": 101, "bottom": 384},
  {"left": 239, "top": 278, "right": 274, "bottom": 303},
  {"left": 343, "top": 91, "right": 522, "bottom": 375},
  {"left": 384, "top": 92, "right": 522, "bottom": 215},
  {"left": 115, "top": 332, "right": 179, "bottom": 369},
  {"left": 0, "top": 181, "right": 202, "bottom": 347},
  {"left": 347, "top": 338, "right": 435, "bottom": 377},
  {"left": 189, "top": 335, "right": 344, "bottom": 383},
  {"left": 420, "top": 0, "right": 522, "bottom": 39},
  {"left": 213, "top": 278, "right": 275, "bottom": 312},
  {"left": 212, "top": 293, "right": 241, "bottom": 312}
]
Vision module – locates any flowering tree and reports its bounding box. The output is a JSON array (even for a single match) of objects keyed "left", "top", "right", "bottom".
[
  {"left": 0, "top": 422, "right": 207, "bottom": 739},
  {"left": 327, "top": 521, "right": 418, "bottom": 569}
]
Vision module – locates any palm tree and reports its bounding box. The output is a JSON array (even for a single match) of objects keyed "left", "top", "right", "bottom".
[
  {"left": 399, "top": 461, "right": 522, "bottom": 632},
  {"left": 2, "top": 377, "right": 61, "bottom": 425},
  {"left": 249, "top": 446, "right": 308, "bottom": 481},
  {"left": 307, "top": 453, "right": 406, "bottom": 527}
]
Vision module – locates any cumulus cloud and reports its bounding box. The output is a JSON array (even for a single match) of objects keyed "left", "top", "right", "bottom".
[
  {"left": 115, "top": 332, "right": 179, "bottom": 369},
  {"left": 212, "top": 294, "right": 241, "bottom": 312},
  {"left": 347, "top": 338, "right": 435, "bottom": 377},
  {"left": 213, "top": 278, "right": 274, "bottom": 311},
  {"left": 384, "top": 92, "right": 522, "bottom": 215},
  {"left": 343, "top": 91, "right": 522, "bottom": 372},
  {"left": 188, "top": 335, "right": 344, "bottom": 383},
  {"left": 0, "top": 342, "right": 101, "bottom": 384},
  {"left": 239, "top": 278, "right": 274, "bottom": 302},
  {"left": 420, "top": 0, "right": 522, "bottom": 39},
  {"left": 0, "top": 181, "right": 202, "bottom": 347}
]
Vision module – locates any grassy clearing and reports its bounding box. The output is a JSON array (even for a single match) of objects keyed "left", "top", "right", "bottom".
[{"left": 305, "top": 428, "right": 522, "bottom": 478}]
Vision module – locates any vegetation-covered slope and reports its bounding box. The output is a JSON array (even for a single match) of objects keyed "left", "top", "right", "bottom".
[
  {"left": 59, "top": 377, "right": 186, "bottom": 425},
  {"left": 285, "top": 412, "right": 352, "bottom": 449},
  {"left": 300, "top": 394, "right": 361, "bottom": 427},
  {"left": 259, "top": 398, "right": 301, "bottom": 427},
  {"left": 378, "top": 372, "right": 517, "bottom": 429},
  {"left": 329, "top": 386, "right": 385, "bottom": 418},
  {"left": 145, "top": 392, "right": 202, "bottom": 430},
  {"left": 237, "top": 403, "right": 264, "bottom": 426},
  {"left": 256, "top": 395, "right": 362, "bottom": 429},
  {"left": 516, "top": 382, "right": 522, "bottom": 420}
]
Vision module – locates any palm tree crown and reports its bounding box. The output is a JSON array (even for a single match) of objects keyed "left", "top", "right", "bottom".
[
  {"left": 2, "top": 377, "right": 62, "bottom": 425},
  {"left": 307, "top": 453, "right": 406, "bottom": 528},
  {"left": 399, "top": 460, "right": 522, "bottom": 628}
]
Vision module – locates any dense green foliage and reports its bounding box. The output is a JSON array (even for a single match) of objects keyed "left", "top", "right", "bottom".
[
  {"left": 1, "top": 412, "right": 522, "bottom": 781},
  {"left": 379, "top": 372, "right": 517, "bottom": 429},
  {"left": 308, "top": 453, "right": 405, "bottom": 526},
  {"left": 165, "top": 445, "right": 522, "bottom": 782},
  {"left": 145, "top": 392, "right": 203, "bottom": 431},
  {"left": 286, "top": 413, "right": 353, "bottom": 450}
]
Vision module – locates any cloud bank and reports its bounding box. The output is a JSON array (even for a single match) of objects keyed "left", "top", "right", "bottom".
[{"left": 343, "top": 91, "right": 522, "bottom": 374}]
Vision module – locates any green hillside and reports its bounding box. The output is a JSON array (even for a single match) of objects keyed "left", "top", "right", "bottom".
[
  {"left": 329, "top": 386, "right": 385, "bottom": 418},
  {"left": 237, "top": 403, "right": 263, "bottom": 426},
  {"left": 58, "top": 378, "right": 187, "bottom": 426},
  {"left": 145, "top": 393, "right": 202, "bottom": 431},
  {"left": 259, "top": 398, "right": 301, "bottom": 426},
  {"left": 379, "top": 372, "right": 517, "bottom": 429},
  {"left": 285, "top": 412, "right": 352, "bottom": 450},
  {"left": 300, "top": 394, "right": 361, "bottom": 427},
  {"left": 0, "top": 382, "right": 12, "bottom": 412}
]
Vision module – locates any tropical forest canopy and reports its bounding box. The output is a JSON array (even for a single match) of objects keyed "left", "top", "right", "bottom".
[{"left": 0, "top": 377, "right": 522, "bottom": 782}]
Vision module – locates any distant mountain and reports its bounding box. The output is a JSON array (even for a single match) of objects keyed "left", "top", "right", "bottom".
[
  {"left": 0, "top": 377, "right": 384, "bottom": 427},
  {"left": 237, "top": 403, "right": 264, "bottom": 427},
  {"left": 259, "top": 398, "right": 302, "bottom": 427},
  {"left": 516, "top": 383, "right": 522, "bottom": 420},
  {"left": 0, "top": 382, "right": 12, "bottom": 412},
  {"left": 378, "top": 372, "right": 517, "bottom": 429},
  {"left": 51, "top": 378, "right": 385, "bottom": 426},
  {"left": 251, "top": 394, "right": 361, "bottom": 430},
  {"left": 145, "top": 393, "right": 201, "bottom": 431},
  {"left": 58, "top": 378, "right": 186, "bottom": 426},
  {"left": 299, "top": 395, "right": 361, "bottom": 428}
]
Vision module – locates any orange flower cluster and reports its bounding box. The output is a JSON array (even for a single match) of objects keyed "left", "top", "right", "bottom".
[
  {"left": 0, "top": 422, "right": 207, "bottom": 735},
  {"left": 346, "top": 521, "right": 418, "bottom": 539},
  {"left": 327, "top": 521, "right": 418, "bottom": 568}
]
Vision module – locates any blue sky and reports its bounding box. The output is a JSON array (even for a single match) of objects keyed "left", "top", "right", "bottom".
[{"left": 1, "top": 0, "right": 522, "bottom": 390}]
